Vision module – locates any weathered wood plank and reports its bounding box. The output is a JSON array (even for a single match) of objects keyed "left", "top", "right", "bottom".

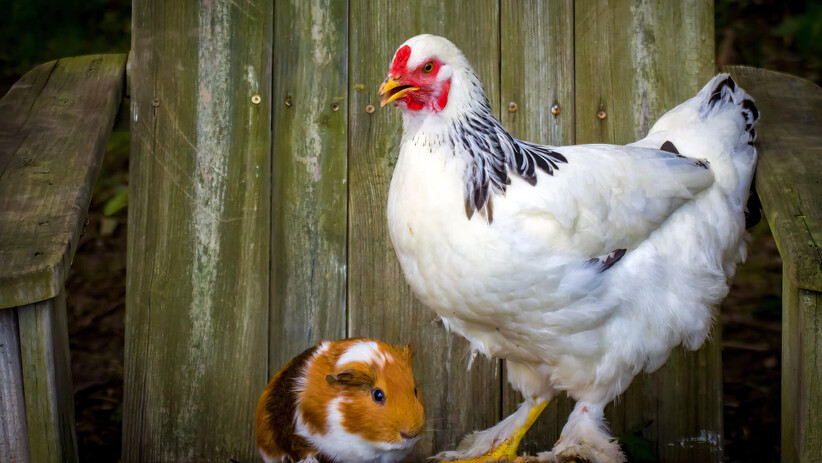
[
  {"left": 17, "top": 289, "right": 77, "bottom": 463},
  {"left": 726, "top": 66, "right": 822, "bottom": 463},
  {"left": 575, "top": 1, "right": 721, "bottom": 460},
  {"left": 651, "top": 324, "right": 723, "bottom": 463},
  {"left": 795, "top": 286, "right": 820, "bottom": 463},
  {"left": 124, "top": 0, "right": 272, "bottom": 460},
  {"left": 575, "top": 0, "right": 715, "bottom": 145},
  {"left": 727, "top": 66, "right": 822, "bottom": 293},
  {"left": 347, "top": 1, "right": 502, "bottom": 458},
  {"left": 782, "top": 272, "right": 800, "bottom": 463},
  {"left": 0, "top": 308, "right": 29, "bottom": 462},
  {"left": 780, "top": 275, "right": 822, "bottom": 463},
  {"left": 499, "top": 0, "right": 576, "bottom": 454},
  {"left": 0, "top": 55, "right": 126, "bottom": 309},
  {"left": 270, "top": 0, "right": 348, "bottom": 379},
  {"left": 0, "top": 60, "right": 57, "bottom": 178}
]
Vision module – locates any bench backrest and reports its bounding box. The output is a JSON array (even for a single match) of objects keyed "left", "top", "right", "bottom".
[{"left": 125, "top": 1, "right": 721, "bottom": 461}]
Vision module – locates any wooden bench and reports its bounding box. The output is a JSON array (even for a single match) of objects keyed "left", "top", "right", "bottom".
[
  {"left": 0, "top": 55, "right": 818, "bottom": 462},
  {"left": 0, "top": 54, "right": 126, "bottom": 463},
  {"left": 728, "top": 66, "right": 822, "bottom": 463}
]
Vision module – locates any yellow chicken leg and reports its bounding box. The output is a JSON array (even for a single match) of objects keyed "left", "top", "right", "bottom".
[{"left": 447, "top": 400, "right": 549, "bottom": 462}]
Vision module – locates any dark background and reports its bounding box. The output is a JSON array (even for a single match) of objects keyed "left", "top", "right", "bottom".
[{"left": 2, "top": 0, "right": 819, "bottom": 461}]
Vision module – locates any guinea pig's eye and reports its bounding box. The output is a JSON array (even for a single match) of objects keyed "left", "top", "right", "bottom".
[
  {"left": 422, "top": 61, "right": 434, "bottom": 73},
  {"left": 414, "top": 387, "right": 418, "bottom": 398},
  {"left": 371, "top": 388, "right": 386, "bottom": 405}
]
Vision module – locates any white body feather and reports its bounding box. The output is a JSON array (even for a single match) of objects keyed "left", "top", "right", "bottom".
[{"left": 385, "top": 35, "right": 757, "bottom": 460}]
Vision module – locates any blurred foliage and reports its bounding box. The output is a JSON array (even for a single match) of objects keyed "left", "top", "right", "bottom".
[
  {"left": 717, "top": 0, "right": 822, "bottom": 84},
  {"left": 0, "top": 0, "right": 131, "bottom": 96}
]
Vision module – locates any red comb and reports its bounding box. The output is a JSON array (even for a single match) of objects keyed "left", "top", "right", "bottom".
[{"left": 390, "top": 45, "right": 411, "bottom": 75}]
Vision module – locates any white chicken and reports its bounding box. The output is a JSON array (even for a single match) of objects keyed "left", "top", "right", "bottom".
[{"left": 379, "top": 35, "right": 758, "bottom": 463}]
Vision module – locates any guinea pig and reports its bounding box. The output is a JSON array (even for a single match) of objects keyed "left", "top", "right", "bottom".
[{"left": 255, "top": 338, "right": 426, "bottom": 463}]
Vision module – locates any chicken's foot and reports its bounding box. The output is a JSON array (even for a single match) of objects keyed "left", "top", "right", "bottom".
[{"left": 444, "top": 400, "right": 549, "bottom": 463}]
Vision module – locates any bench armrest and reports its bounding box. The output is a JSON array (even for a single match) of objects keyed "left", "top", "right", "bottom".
[
  {"left": 726, "top": 66, "right": 822, "bottom": 292},
  {"left": 0, "top": 54, "right": 127, "bottom": 309}
]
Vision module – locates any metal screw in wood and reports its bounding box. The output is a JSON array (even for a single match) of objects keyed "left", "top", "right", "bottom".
[
  {"left": 251, "top": 95, "right": 261, "bottom": 104},
  {"left": 366, "top": 104, "right": 375, "bottom": 113},
  {"left": 551, "top": 104, "right": 561, "bottom": 116},
  {"left": 331, "top": 103, "right": 340, "bottom": 112},
  {"left": 597, "top": 110, "right": 607, "bottom": 120},
  {"left": 508, "top": 102, "right": 518, "bottom": 113},
  {"left": 151, "top": 97, "right": 160, "bottom": 107},
  {"left": 284, "top": 96, "right": 293, "bottom": 107}
]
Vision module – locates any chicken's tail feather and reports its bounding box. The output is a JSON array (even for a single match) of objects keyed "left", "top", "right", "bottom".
[
  {"left": 695, "top": 73, "right": 761, "bottom": 226},
  {"left": 642, "top": 73, "right": 759, "bottom": 206},
  {"left": 699, "top": 73, "right": 759, "bottom": 146}
]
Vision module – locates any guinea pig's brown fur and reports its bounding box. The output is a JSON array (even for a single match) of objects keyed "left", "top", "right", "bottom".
[{"left": 255, "top": 338, "right": 426, "bottom": 463}]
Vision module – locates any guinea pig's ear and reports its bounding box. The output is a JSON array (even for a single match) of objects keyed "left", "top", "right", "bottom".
[
  {"left": 325, "top": 369, "right": 374, "bottom": 390},
  {"left": 403, "top": 343, "right": 417, "bottom": 363}
]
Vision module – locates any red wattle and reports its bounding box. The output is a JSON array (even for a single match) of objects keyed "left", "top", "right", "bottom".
[
  {"left": 436, "top": 79, "right": 451, "bottom": 111},
  {"left": 407, "top": 99, "right": 423, "bottom": 111}
]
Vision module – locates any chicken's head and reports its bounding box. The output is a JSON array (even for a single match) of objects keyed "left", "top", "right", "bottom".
[{"left": 378, "top": 34, "right": 478, "bottom": 114}]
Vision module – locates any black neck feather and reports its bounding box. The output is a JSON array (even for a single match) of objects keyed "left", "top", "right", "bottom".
[{"left": 447, "top": 107, "right": 567, "bottom": 222}]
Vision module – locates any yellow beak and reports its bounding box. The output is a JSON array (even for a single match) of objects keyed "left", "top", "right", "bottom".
[{"left": 378, "top": 77, "right": 419, "bottom": 107}]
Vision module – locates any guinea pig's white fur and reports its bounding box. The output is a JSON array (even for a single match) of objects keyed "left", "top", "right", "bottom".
[{"left": 255, "top": 338, "right": 426, "bottom": 463}]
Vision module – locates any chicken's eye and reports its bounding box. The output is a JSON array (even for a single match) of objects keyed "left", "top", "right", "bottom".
[{"left": 422, "top": 61, "right": 434, "bottom": 73}]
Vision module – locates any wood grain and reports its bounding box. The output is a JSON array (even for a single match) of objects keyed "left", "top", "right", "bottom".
[
  {"left": 781, "top": 277, "right": 822, "bottom": 463},
  {"left": 499, "top": 0, "right": 577, "bottom": 454},
  {"left": 574, "top": 1, "right": 722, "bottom": 460},
  {"left": 124, "top": 0, "right": 272, "bottom": 460},
  {"left": 347, "top": 1, "right": 502, "bottom": 458},
  {"left": 651, "top": 324, "right": 723, "bottom": 463},
  {"left": 0, "top": 307, "right": 29, "bottom": 462},
  {"left": 0, "top": 55, "right": 126, "bottom": 309},
  {"left": 270, "top": 0, "right": 349, "bottom": 379},
  {"left": 17, "top": 290, "right": 78, "bottom": 463},
  {"left": 0, "top": 60, "right": 56, "bottom": 178},
  {"left": 727, "top": 66, "right": 822, "bottom": 293},
  {"left": 727, "top": 66, "right": 822, "bottom": 463},
  {"left": 575, "top": 0, "right": 715, "bottom": 145}
]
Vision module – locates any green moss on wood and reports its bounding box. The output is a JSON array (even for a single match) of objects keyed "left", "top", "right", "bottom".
[{"left": 0, "top": 54, "right": 126, "bottom": 309}]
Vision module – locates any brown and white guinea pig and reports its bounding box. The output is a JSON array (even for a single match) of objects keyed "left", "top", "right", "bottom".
[{"left": 255, "top": 338, "right": 426, "bottom": 463}]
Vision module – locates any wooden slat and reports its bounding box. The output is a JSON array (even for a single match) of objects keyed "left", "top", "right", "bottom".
[
  {"left": 725, "top": 66, "right": 822, "bottom": 463},
  {"left": 124, "top": 0, "right": 272, "bottom": 460},
  {"left": 499, "top": 0, "right": 576, "bottom": 454},
  {"left": 18, "top": 289, "right": 77, "bottom": 463},
  {"left": 727, "top": 66, "right": 822, "bottom": 293},
  {"left": 575, "top": 0, "right": 715, "bottom": 144},
  {"left": 347, "top": 1, "right": 502, "bottom": 458},
  {"left": 651, "top": 324, "right": 724, "bottom": 462},
  {"left": 782, "top": 274, "right": 800, "bottom": 463},
  {"left": 0, "top": 55, "right": 126, "bottom": 309},
  {"left": 781, "top": 277, "right": 822, "bottom": 463},
  {"left": 270, "top": 0, "right": 349, "bottom": 378},
  {"left": 0, "top": 307, "right": 29, "bottom": 462},
  {"left": 574, "top": 1, "right": 722, "bottom": 460}
]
